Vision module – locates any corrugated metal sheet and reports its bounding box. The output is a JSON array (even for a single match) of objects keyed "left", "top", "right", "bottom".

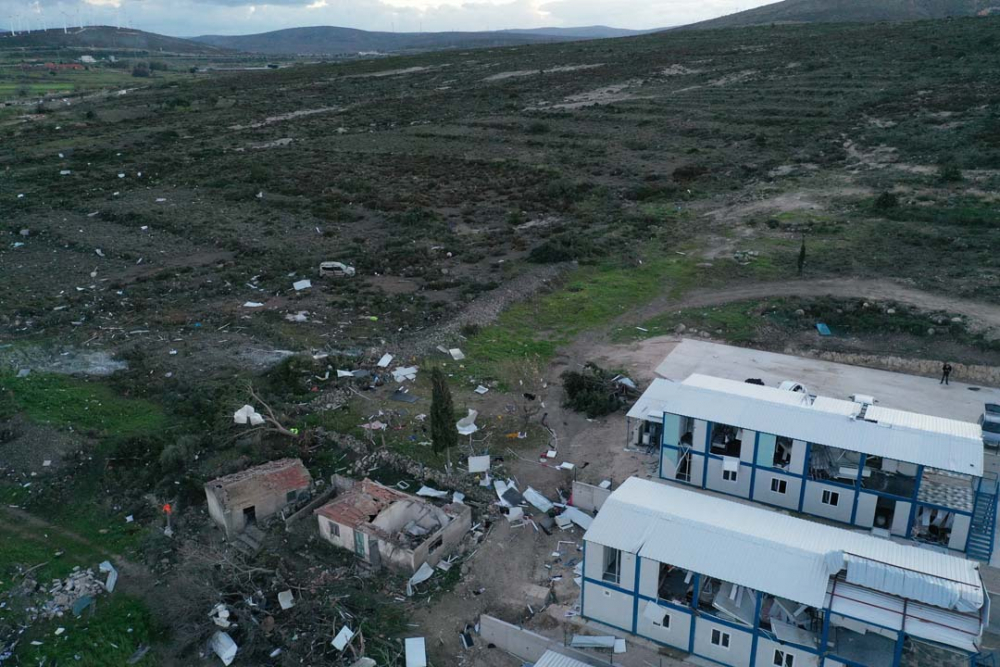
[
  {"left": 628, "top": 376, "right": 982, "bottom": 475},
  {"left": 585, "top": 478, "right": 984, "bottom": 614},
  {"left": 534, "top": 651, "right": 595, "bottom": 667}
]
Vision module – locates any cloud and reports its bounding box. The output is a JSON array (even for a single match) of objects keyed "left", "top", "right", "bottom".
[{"left": 0, "top": 0, "right": 778, "bottom": 36}]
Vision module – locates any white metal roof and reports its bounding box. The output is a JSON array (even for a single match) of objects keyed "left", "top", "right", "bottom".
[
  {"left": 627, "top": 375, "right": 983, "bottom": 476},
  {"left": 534, "top": 651, "right": 595, "bottom": 667},
  {"left": 585, "top": 478, "right": 984, "bottom": 616}
]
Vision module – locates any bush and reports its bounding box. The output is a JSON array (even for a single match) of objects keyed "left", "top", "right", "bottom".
[
  {"left": 938, "top": 162, "right": 963, "bottom": 183},
  {"left": 562, "top": 363, "right": 624, "bottom": 418},
  {"left": 131, "top": 63, "right": 151, "bottom": 78},
  {"left": 526, "top": 121, "right": 550, "bottom": 135},
  {"left": 528, "top": 233, "right": 605, "bottom": 264},
  {"left": 872, "top": 191, "right": 898, "bottom": 211}
]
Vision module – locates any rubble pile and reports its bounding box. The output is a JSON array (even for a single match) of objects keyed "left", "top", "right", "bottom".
[{"left": 35, "top": 565, "right": 109, "bottom": 619}]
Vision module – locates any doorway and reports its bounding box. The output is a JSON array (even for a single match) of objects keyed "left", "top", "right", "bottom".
[{"left": 242, "top": 506, "right": 256, "bottom": 526}]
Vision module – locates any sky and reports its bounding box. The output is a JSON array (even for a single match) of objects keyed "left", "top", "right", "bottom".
[{"left": 0, "top": 0, "right": 779, "bottom": 37}]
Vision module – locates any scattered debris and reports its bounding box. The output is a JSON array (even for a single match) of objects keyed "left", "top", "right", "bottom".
[
  {"left": 233, "top": 404, "right": 265, "bottom": 426},
  {"left": 474, "top": 385, "right": 490, "bottom": 395},
  {"left": 405, "top": 637, "right": 427, "bottom": 667},
  {"left": 293, "top": 279, "right": 312, "bottom": 291},
  {"left": 416, "top": 486, "right": 449, "bottom": 499},
  {"left": 332, "top": 625, "right": 355, "bottom": 650},
  {"left": 377, "top": 353, "right": 394, "bottom": 368},
  {"left": 393, "top": 366, "right": 418, "bottom": 382},
  {"left": 277, "top": 590, "right": 294, "bottom": 610},
  {"left": 407, "top": 562, "right": 436, "bottom": 596},
  {"left": 457, "top": 409, "right": 479, "bottom": 435},
  {"left": 559, "top": 507, "right": 594, "bottom": 531},
  {"left": 468, "top": 455, "right": 491, "bottom": 474},
  {"left": 210, "top": 631, "right": 238, "bottom": 666},
  {"left": 210, "top": 603, "right": 232, "bottom": 629},
  {"left": 98, "top": 561, "right": 118, "bottom": 592},
  {"left": 524, "top": 488, "right": 554, "bottom": 514},
  {"left": 285, "top": 311, "right": 309, "bottom": 323},
  {"left": 243, "top": 301, "right": 265, "bottom": 308}
]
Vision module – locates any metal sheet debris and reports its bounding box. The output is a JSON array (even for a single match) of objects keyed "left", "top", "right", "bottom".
[
  {"left": 474, "top": 385, "right": 490, "bottom": 395},
  {"left": 393, "top": 366, "right": 419, "bottom": 382},
  {"left": 332, "top": 625, "right": 355, "bottom": 650},
  {"left": 468, "top": 455, "right": 491, "bottom": 473},
  {"left": 524, "top": 488, "right": 554, "bottom": 513},
  {"left": 210, "top": 631, "right": 238, "bottom": 666},
  {"left": 506, "top": 507, "right": 524, "bottom": 522},
  {"left": 391, "top": 388, "right": 419, "bottom": 403},
  {"left": 405, "top": 637, "right": 428, "bottom": 667},
  {"left": 416, "top": 486, "right": 449, "bottom": 499},
  {"left": 99, "top": 561, "right": 118, "bottom": 592},
  {"left": 558, "top": 462, "right": 575, "bottom": 470},
  {"left": 337, "top": 370, "right": 355, "bottom": 378},
  {"left": 243, "top": 302, "right": 264, "bottom": 308},
  {"left": 570, "top": 635, "right": 617, "bottom": 649},
  {"left": 377, "top": 353, "right": 394, "bottom": 368},
  {"left": 560, "top": 507, "right": 593, "bottom": 530},
  {"left": 407, "top": 563, "right": 435, "bottom": 596},
  {"left": 293, "top": 279, "right": 312, "bottom": 291},
  {"left": 449, "top": 349, "right": 465, "bottom": 361}
]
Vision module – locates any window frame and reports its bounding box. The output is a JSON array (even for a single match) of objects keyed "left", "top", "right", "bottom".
[
  {"left": 602, "top": 546, "right": 622, "bottom": 585},
  {"left": 770, "top": 478, "right": 788, "bottom": 494},
  {"left": 822, "top": 489, "right": 841, "bottom": 507},
  {"left": 773, "top": 649, "right": 795, "bottom": 667},
  {"left": 722, "top": 468, "right": 739, "bottom": 483},
  {"left": 710, "top": 628, "right": 731, "bottom": 649}
]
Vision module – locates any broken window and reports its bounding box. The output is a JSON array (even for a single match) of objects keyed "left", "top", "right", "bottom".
[
  {"left": 676, "top": 451, "right": 692, "bottom": 483},
  {"left": 602, "top": 547, "right": 621, "bottom": 585},
  {"left": 710, "top": 628, "right": 731, "bottom": 649},
  {"left": 809, "top": 443, "right": 862, "bottom": 483},
  {"left": 710, "top": 423, "right": 742, "bottom": 458},
  {"left": 331, "top": 522, "right": 340, "bottom": 537},
  {"left": 862, "top": 456, "right": 917, "bottom": 497},
  {"left": 771, "top": 478, "right": 787, "bottom": 494},
  {"left": 657, "top": 564, "right": 692, "bottom": 604},
  {"left": 285, "top": 490, "right": 298, "bottom": 504},
  {"left": 428, "top": 536, "right": 443, "bottom": 553},
  {"left": 653, "top": 611, "right": 671, "bottom": 628},
  {"left": 773, "top": 650, "right": 794, "bottom": 667}
]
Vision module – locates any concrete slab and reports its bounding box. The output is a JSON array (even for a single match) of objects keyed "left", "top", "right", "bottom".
[{"left": 655, "top": 339, "right": 1000, "bottom": 423}]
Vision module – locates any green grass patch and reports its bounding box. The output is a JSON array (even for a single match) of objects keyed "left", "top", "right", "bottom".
[
  {"left": 618, "top": 301, "right": 762, "bottom": 343},
  {"left": 464, "top": 257, "right": 702, "bottom": 378},
  {"left": 0, "top": 372, "right": 167, "bottom": 437},
  {"left": 0, "top": 521, "right": 107, "bottom": 594},
  {"left": 16, "top": 595, "right": 160, "bottom": 667}
]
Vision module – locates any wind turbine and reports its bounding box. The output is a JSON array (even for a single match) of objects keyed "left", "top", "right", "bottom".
[{"left": 7, "top": 15, "right": 15, "bottom": 36}]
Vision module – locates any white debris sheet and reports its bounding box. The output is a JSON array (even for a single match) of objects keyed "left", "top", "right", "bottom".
[
  {"left": 98, "top": 561, "right": 118, "bottom": 593},
  {"left": 407, "top": 562, "right": 435, "bottom": 596},
  {"left": 416, "top": 486, "right": 449, "bottom": 499},
  {"left": 233, "top": 405, "right": 265, "bottom": 426},
  {"left": 559, "top": 507, "right": 593, "bottom": 530},
  {"left": 570, "top": 635, "right": 616, "bottom": 649},
  {"left": 456, "top": 409, "right": 479, "bottom": 436},
  {"left": 332, "top": 625, "right": 355, "bottom": 650},
  {"left": 210, "top": 631, "right": 238, "bottom": 666},
  {"left": 468, "top": 455, "right": 491, "bottom": 474},
  {"left": 405, "top": 637, "right": 428, "bottom": 667},
  {"left": 393, "top": 366, "right": 418, "bottom": 382},
  {"left": 524, "top": 487, "right": 554, "bottom": 514},
  {"left": 449, "top": 348, "right": 465, "bottom": 361},
  {"left": 278, "top": 590, "right": 294, "bottom": 610},
  {"left": 293, "top": 279, "right": 312, "bottom": 291},
  {"left": 377, "top": 353, "right": 394, "bottom": 368}
]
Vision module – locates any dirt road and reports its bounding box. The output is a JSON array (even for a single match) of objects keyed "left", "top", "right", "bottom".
[
  {"left": 627, "top": 278, "right": 1000, "bottom": 332},
  {"left": 626, "top": 278, "right": 1000, "bottom": 328}
]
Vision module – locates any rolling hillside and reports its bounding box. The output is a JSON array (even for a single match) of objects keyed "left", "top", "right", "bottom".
[
  {"left": 682, "top": 0, "right": 998, "bottom": 29},
  {"left": 0, "top": 26, "right": 228, "bottom": 55},
  {"left": 191, "top": 26, "right": 587, "bottom": 56}
]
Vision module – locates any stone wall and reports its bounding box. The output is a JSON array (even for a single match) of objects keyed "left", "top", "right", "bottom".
[{"left": 806, "top": 349, "right": 1000, "bottom": 388}]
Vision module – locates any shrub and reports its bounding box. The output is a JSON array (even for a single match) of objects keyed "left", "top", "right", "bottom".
[
  {"left": 873, "top": 191, "right": 898, "bottom": 211},
  {"left": 938, "top": 162, "right": 963, "bottom": 183},
  {"left": 131, "top": 63, "right": 151, "bottom": 78},
  {"left": 562, "top": 363, "right": 623, "bottom": 418},
  {"left": 528, "top": 233, "right": 605, "bottom": 264}
]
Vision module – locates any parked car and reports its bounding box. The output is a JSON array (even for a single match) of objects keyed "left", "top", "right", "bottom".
[{"left": 981, "top": 404, "right": 1000, "bottom": 449}]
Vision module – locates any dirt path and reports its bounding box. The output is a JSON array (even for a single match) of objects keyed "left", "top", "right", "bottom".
[{"left": 628, "top": 278, "right": 1000, "bottom": 332}]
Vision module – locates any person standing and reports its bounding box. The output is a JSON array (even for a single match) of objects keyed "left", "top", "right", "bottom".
[{"left": 941, "top": 362, "right": 953, "bottom": 385}]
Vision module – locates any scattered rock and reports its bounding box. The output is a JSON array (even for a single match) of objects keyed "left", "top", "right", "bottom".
[{"left": 674, "top": 323, "right": 687, "bottom": 334}]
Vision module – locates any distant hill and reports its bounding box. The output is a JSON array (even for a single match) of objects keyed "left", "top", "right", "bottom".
[
  {"left": 502, "top": 26, "right": 654, "bottom": 39},
  {"left": 0, "top": 26, "right": 229, "bottom": 55},
  {"left": 682, "top": 0, "right": 998, "bottom": 30},
  {"left": 191, "top": 26, "right": 598, "bottom": 56}
]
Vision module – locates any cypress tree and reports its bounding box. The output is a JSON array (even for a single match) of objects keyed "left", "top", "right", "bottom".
[{"left": 431, "top": 368, "right": 457, "bottom": 454}]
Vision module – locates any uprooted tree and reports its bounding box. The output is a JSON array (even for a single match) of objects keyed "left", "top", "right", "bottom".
[
  {"left": 561, "top": 363, "right": 629, "bottom": 418},
  {"left": 431, "top": 368, "right": 457, "bottom": 454}
]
